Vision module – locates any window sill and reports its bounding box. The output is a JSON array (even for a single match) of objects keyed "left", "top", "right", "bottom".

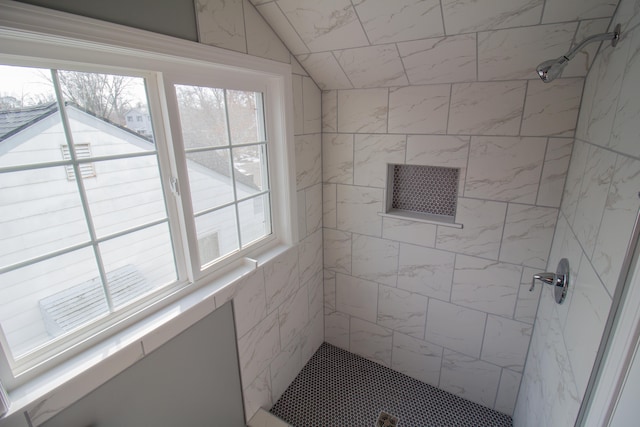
[
  {"left": 1, "top": 242, "right": 292, "bottom": 426},
  {"left": 379, "top": 210, "right": 463, "bottom": 229}
]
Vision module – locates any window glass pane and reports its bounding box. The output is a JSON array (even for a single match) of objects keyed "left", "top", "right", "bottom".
[
  {"left": 99, "top": 223, "right": 176, "bottom": 309},
  {"left": 0, "top": 167, "right": 90, "bottom": 270},
  {"left": 85, "top": 156, "right": 167, "bottom": 238},
  {"left": 195, "top": 206, "right": 238, "bottom": 266},
  {"left": 175, "top": 85, "right": 228, "bottom": 148},
  {"left": 0, "top": 65, "right": 64, "bottom": 168},
  {"left": 238, "top": 194, "right": 270, "bottom": 247},
  {"left": 57, "top": 70, "right": 155, "bottom": 152},
  {"left": 186, "top": 150, "right": 234, "bottom": 213},
  {"left": 227, "top": 90, "right": 263, "bottom": 145},
  {"left": 0, "top": 248, "right": 104, "bottom": 357},
  {"left": 233, "top": 144, "right": 268, "bottom": 197}
]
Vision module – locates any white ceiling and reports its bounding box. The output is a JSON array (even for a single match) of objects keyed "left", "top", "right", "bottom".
[{"left": 249, "top": 0, "right": 619, "bottom": 89}]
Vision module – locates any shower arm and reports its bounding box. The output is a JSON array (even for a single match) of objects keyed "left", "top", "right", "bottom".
[{"left": 563, "top": 24, "right": 621, "bottom": 61}]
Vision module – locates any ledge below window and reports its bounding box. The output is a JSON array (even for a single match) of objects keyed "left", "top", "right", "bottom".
[{"left": 379, "top": 209, "right": 463, "bottom": 229}]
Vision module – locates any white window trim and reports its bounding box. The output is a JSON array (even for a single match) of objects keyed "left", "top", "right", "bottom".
[{"left": 0, "top": 1, "right": 297, "bottom": 422}]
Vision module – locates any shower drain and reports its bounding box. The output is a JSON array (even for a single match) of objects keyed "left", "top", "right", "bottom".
[{"left": 376, "top": 411, "right": 399, "bottom": 427}]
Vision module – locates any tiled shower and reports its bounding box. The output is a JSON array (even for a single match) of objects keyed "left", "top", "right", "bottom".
[{"left": 193, "top": 0, "right": 640, "bottom": 426}]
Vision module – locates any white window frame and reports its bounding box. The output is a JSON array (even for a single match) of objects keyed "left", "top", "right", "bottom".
[{"left": 0, "top": 0, "right": 297, "bottom": 393}]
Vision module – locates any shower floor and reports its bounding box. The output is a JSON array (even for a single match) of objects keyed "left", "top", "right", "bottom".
[{"left": 270, "top": 343, "right": 513, "bottom": 427}]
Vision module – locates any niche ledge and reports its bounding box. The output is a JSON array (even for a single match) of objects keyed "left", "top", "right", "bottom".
[{"left": 378, "top": 210, "right": 463, "bottom": 229}]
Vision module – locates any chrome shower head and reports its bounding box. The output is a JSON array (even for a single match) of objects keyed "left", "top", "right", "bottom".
[
  {"left": 536, "top": 56, "right": 569, "bottom": 83},
  {"left": 536, "top": 24, "right": 621, "bottom": 83}
]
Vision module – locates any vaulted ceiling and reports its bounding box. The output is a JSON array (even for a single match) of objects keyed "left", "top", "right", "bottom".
[{"left": 249, "top": 0, "right": 619, "bottom": 90}]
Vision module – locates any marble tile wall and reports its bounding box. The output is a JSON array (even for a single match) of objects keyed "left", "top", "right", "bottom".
[
  {"left": 515, "top": 1, "right": 640, "bottom": 426},
  {"left": 196, "top": 1, "right": 324, "bottom": 421},
  {"left": 229, "top": 0, "right": 623, "bottom": 416}
]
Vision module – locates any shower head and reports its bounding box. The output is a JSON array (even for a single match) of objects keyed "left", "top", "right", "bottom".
[
  {"left": 536, "top": 56, "right": 569, "bottom": 83},
  {"left": 536, "top": 24, "right": 621, "bottom": 83}
]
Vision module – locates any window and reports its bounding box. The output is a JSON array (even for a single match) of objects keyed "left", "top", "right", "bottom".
[{"left": 0, "top": 12, "right": 295, "bottom": 389}]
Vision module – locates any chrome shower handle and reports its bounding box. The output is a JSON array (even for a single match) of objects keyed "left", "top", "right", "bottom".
[{"left": 530, "top": 258, "right": 569, "bottom": 304}]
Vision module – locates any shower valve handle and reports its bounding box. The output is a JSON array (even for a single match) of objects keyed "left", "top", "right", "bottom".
[{"left": 530, "top": 258, "right": 569, "bottom": 304}]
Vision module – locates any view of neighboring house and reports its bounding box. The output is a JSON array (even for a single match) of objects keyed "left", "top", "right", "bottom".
[
  {"left": 124, "top": 107, "right": 152, "bottom": 136},
  {"left": 0, "top": 102, "right": 265, "bottom": 356}
]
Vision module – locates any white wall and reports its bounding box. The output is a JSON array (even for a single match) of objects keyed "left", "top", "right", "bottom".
[{"left": 514, "top": 1, "right": 640, "bottom": 425}]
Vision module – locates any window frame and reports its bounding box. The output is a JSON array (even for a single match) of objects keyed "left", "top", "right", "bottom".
[{"left": 0, "top": 0, "right": 297, "bottom": 392}]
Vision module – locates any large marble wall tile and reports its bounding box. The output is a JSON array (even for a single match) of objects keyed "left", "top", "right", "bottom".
[
  {"left": 465, "top": 136, "right": 547, "bottom": 204},
  {"left": 297, "top": 189, "right": 307, "bottom": 239},
  {"left": 500, "top": 204, "right": 558, "bottom": 269},
  {"left": 478, "top": 23, "right": 577, "bottom": 81},
  {"left": 244, "top": 0, "right": 291, "bottom": 63},
  {"left": 237, "top": 311, "right": 280, "bottom": 389},
  {"left": 425, "top": 299, "right": 486, "bottom": 357},
  {"left": 322, "top": 90, "right": 338, "bottom": 133},
  {"left": 564, "top": 259, "right": 613, "bottom": 396},
  {"left": 593, "top": 157, "right": 640, "bottom": 294},
  {"left": 324, "top": 269, "right": 336, "bottom": 314},
  {"left": 296, "top": 53, "right": 353, "bottom": 90},
  {"left": 397, "top": 244, "right": 455, "bottom": 300},
  {"left": 572, "top": 144, "right": 617, "bottom": 256},
  {"left": 579, "top": 31, "right": 631, "bottom": 146},
  {"left": 405, "top": 134, "right": 469, "bottom": 194},
  {"left": 377, "top": 285, "right": 428, "bottom": 338},
  {"left": 563, "top": 19, "right": 611, "bottom": 77},
  {"left": 325, "top": 311, "right": 350, "bottom": 349},
  {"left": 298, "top": 228, "right": 322, "bottom": 285},
  {"left": 397, "top": 34, "right": 476, "bottom": 85},
  {"left": 388, "top": 85, "right": 450, "bottom": 134},
  {"left": 441, "top": 0, "right": 543, "bottom": 34},
  {"left": 448, "top": 82, "right": 527, "bottom": 135},
  {"left": 335, "top": 45, "right": 408, "bottom": 88},
  {"left": 277, "top": 0, "right": 369, "bottom": 52},
  {"left": 243, "top": 368, "right": 272, "bottom": 422},
  {"left": 278, "top": 286, "right": 309, "bottom": 349},
  {"left": 323, "top": 133, "right": 354, "bottom": 184},
  {"left": 255, "top": 2, "right": 309, "bottom": 55},
  {"left": 302, "top": 77, "right": 321, "bottom": 134},
  {"left": 452, "top": 255, "right": 522, "bottom": 317},
  {"left": 560, "top": 140, "right": 590, "bottom": 224},
  {"left": 610, "top": 28, "right": 640, "bottom": 158},
  {"left": 440, "top": 349, "right": 502, "bottom": 407},
  {"left": 537, "top": 138, "right": 573, "bottom": 208},
  {"left": 542, "top": 0, "right": 618, "bottom": 23},
  {"left": 294, "top": 134, "right": 321, "bottom": 190},
  {"left": 514, "top": 267, "right": 542, "bottom": 325},
  {"left": 353, "top": 134, "right": 406, "bottom": 188},
  {"left": 270, "top": 339, "right": 302, "bottom": 402},
  {"left": 218, "top": 268, "right": 267, "bottom": 338},
  {"left": 196, "top": 0, "right": 246, "bottom": 53},
  {"left": 521, "top": 78, "right": 584, "bottom": 137},
  {"left": 292, "top": 75, "right": 303, "bottom": 136},
  {"left": 353, "top": 0, "right": 444, "bottom": 44},
  {"left": 436, "top": 198, "right": 507, "bottom": 259},
  {"left": 300, "top": 310, "right": 324, "bottom": 364},
  {"left": 337, "top": 89, "right": 389, "bottom": 133},
  {"left": 291, "top": 55, "right": 309, "bottom": 76},
  {"left": 305, "top": 183, "right": 322, "bottom": 235},
  {"left": 495, "top": 369, "right": 522, "bottom": 416},
  {"left": 382, "top": 217, "right": 436, "bottom": 247},
  {"left": 391, "top": 332, "right": 443, "bottom": 386},
  {"left": 336, "top": 185, "right": 384, "bottom": 237},
  {"left": 352, "top": 234, "right": 399, "bottom": 286},
  {"left": 323, "top": 184, "right": 337, "bottom": 229},
  {"left": 263, "top": 247, "right": 299, "bottom": 313},
  {"left": 350, "top": 317, "right": 393, "bottom": 366},
  {"left": 335, "top": 273, "right": 379, "bottom": 323},
  {"left": 481, "top": 315, "right": 532, "bottom": 372}
]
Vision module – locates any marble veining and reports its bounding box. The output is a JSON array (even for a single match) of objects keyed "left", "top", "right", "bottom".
[
  {"left": 335, "top": 273, "right": 379, "bottom": 323},
  {"left": 296, "top": 53, "right": 353, "bottom": 90},
  {"left": 439, "top": 349, "right": 502, "bottom": 408},
  {"left": 381, "top": 217, "right": 437, "bottom": 247},
  {"left": 196, "top": 0, "right": 247, "bottom": 53},
  {"left": 377, "top": 286, "right": 428, "bottom": 339},
  {"left": 397, "top": 244, "right": 455, "bottom": 300},
  {"left": 521, "top": 78, "right": 584, "bottom": 137},
  {"left": 441, "top": 0, "right": 543, "bottom": 35},
  {"left": 353, "top": 133, "right": 406, "bottom": 188},
  {"left": 263, "top": 248, "right": 299, "bottom": 313},
  {"left": 337, "top": 89, "right": 389, "bottom": 133},
  {"left": 388, "top": 85, "right": 450, "bottom": 134},
  {"left": 391, "top": 331, "right": 443, "bottom": 386},
  {"left": 244, "top": 1, "right": 291, "bottom": 63},
  {"left": 278, "top": 286, "right": 309, "bottom": 349},
  {"left": 298, "top": 229, "right": 322, "bottom": 285},
  {"left": 237, "top": 311, "right": 281, "bottom": 389},
  {"left": 294, "top": 134, "right": 322, "bottom": 190},
  {"left": 351, "top": 234, "right": 399, "bottom": 287},
  {"left": 349, "top": 317, "right": 393, "bottom": 367},
  {"left": 305, "top": 184, "right": 323, "bottom": 235},
  {"left": 537, "top": 138, "right": 573, "bottom": 208},
  {"left": 425, "top": 299, "right": 486, "bottom": 358},
  {"left": 495, "top": 369, "right": 522, "bottom": 415},
  {"left": 322, "top": 133, "right": 354, "bottom": 184},
  {"left": 255, "top": 2, "right": 309, "bottom": 55},
  {"left": 322, "top": 184, "right": 337, "bottom": 229},
  {"left": 481, "top": 315, "right": 532, "bottom": 372},
  {"left": 335, "top": 44, "right": 408, "bottom": 88},
  {"left": 336, "top": 184, "right": 384, "bottom": 237},
  {"left": 321, "top": 90, "right": 338, "bottom": 133}
]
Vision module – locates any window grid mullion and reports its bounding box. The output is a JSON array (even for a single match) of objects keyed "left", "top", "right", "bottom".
[
  {"left": 51, "top": 69, "right": 115, "bottom": 313},
  {"left": 223, "top": 89, "right": 244, "bottom": 251}
]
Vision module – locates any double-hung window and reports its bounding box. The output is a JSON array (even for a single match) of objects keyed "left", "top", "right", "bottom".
[{"left": 0, "top": 7, "right": 295, "bottom": 391}]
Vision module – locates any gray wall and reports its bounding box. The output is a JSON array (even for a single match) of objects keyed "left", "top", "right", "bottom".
[
  {"left": 41, "top": 302, "right": 245, "bottom": 427},
  {"left": 14, "top": 0, "right": 198, "bottom": 41}
]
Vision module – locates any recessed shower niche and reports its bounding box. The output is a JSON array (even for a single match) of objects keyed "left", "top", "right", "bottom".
[{"left": 382, "top": 164, "right": 462, "bottom": 228}]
